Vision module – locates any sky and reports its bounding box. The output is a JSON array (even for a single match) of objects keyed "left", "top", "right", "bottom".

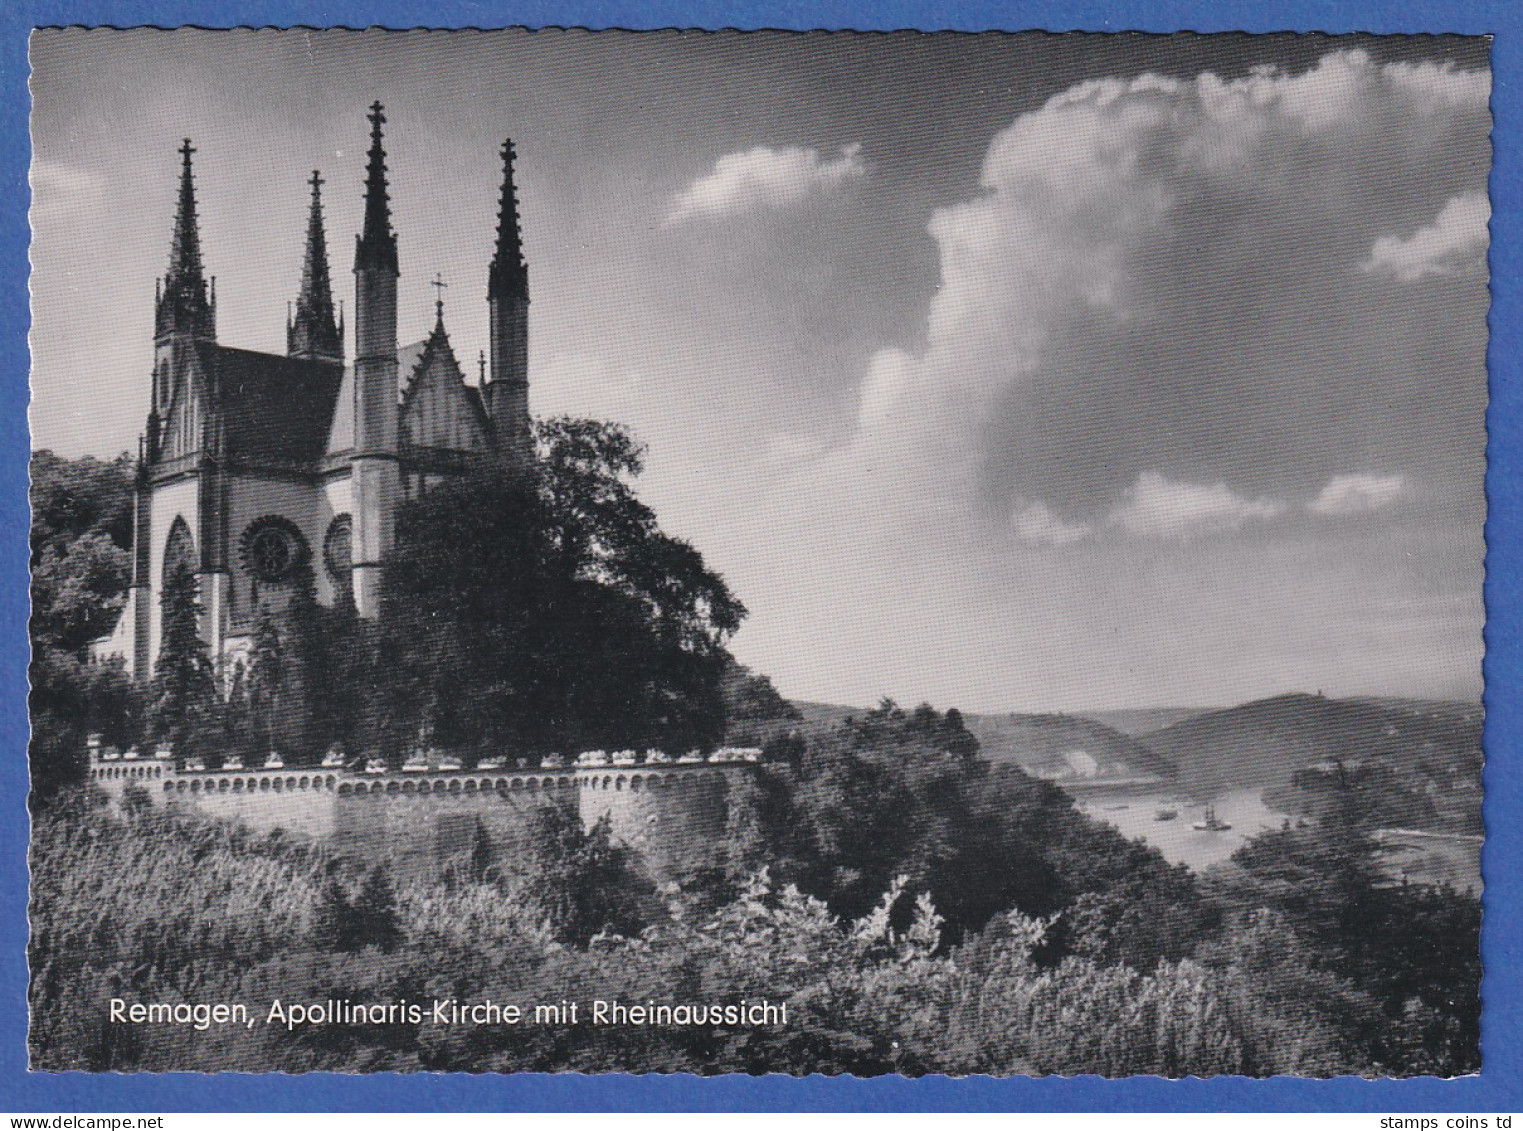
[{"left": 27, "top": 30, "right": 1492, "bottom": 713}]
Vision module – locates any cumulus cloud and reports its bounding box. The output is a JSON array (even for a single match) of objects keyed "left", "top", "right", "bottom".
[
  {"left": 666, "top": 142, "right": 866, "bottom": 224},
  {"left": 29, "top": 159, "right": 104, "bottom": 222},
  {"left": 814, "top": 50, "right": 1487, "bottom": 545},
  {"left": 1014, "top": 500, "right": 1091, "bottom": 546},
  {"left": 1308, "top": 473, "right": 1409, "bottom": 515},
  {"left": 1107, "top": 472, "right": 1286, "bottom": 540},
  {"left": 1362, "top": 191, "right": 1490, "bottom": 281},
  {"left": 728, "top": 49, "right": 1485, "bottom": 708}
]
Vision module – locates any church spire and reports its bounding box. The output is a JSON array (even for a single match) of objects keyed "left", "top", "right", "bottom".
[
  {"left": 486, "top": 136, "right": 531, "bottom": 464},
  {"left": 354, "top": 101, "right": 398, "bottom": 274},
  {"left": 488, "top": 139, "right": 528, "bottom": 301},
  {"left": 350, "top": 101, "right": 402, "bottom": 618},
  {"left": 155, "top": 138, "right": 216, "bottom": 340},
  {"left": 288, "top": 170, "right": 343, "bottom": 362}
]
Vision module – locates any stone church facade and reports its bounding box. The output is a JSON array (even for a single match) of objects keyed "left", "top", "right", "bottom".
[{"left": 95, "top": 104, "right": 532, "bottom": 699}]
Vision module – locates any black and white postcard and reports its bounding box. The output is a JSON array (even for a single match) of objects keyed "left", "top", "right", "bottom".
[{"left": 24, "top": 27, "right": 1491, "bottom": 1084}]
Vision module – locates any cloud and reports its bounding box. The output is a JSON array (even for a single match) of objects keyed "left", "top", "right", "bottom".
[
  {"left": 816, "top": 50, "right": 1487, "bottom": 537},
  {"left": 666, "top": 142, "right": 866, "bottom": 224},
  {"left": 1108, "top": 471, "right": 1286, "bottom": 540},
  {"left": 711, "top": 49, "right": 1485, "bottom": 710},
  {"left": 1362, "top": 191, "right": 1490, "bottom": 281},
  {"left": 1014, "top": 500, "right": 1091, "bottom": 546},
  {"left": 1308, "top": 473, "right": 1409, "bottom": 516},
  {"left": 29, "top": 159, "right": 104, "bottom": 222}
]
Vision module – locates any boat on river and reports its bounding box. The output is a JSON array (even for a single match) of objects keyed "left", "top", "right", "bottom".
[{"left": 1193, "top": 805, "right": 1232, "bottom": 832}]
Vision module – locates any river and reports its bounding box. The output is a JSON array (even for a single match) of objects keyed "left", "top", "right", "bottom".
[
  {"left": 1071, "top": 787, "right": 1287, "bottom": 872},
  {"left": 1069, "top": 785, "right": 1482, "bottom": 891}
]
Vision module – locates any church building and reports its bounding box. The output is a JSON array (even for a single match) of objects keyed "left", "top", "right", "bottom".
[{"left": 95, "top": 103, "right": 532, "bottom": 691}]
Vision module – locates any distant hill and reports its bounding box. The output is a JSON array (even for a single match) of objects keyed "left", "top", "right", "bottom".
[
  {"left": 962, "top": 713, "right": 1176, "bottom": 784},
  {"left": 789, "top": 700, "right": 862, "bottom": 735},
  {"left": 1140, "top": 693, "right": 1482, "bottom": 797},
  {"left": 782, "top": 692, "right": 1481, "bottom": 832},
  {"left": 1074, "top": 707, "right": 1208, "bottom": 736},
  {"left": 785, "top": 700, "right": 1174, "bottom": 784}
]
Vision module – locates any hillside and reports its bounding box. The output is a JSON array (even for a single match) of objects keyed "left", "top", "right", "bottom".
[
  {"left": 962, "top": 712, "right": 1176, "bottom": 783},
  {"left": 1074, "top": 707, "right": 1208, "bottom": 736},
  {"left": 789, "top": 700, "right": 862, "bottom": 735},
  {"left": 785, "top": 701, "right": 1175, "bottom": 784},
  {"left": 1140, "top": 693, "right": 1482, "bottom": 806}
]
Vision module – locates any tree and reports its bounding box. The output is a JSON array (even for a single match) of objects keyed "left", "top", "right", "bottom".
[
  {"left": 29, "top": 651, "right": 140, "bottom": 802},
  {"left": 308, "top": 868, "right": 404, "bottom": 953},
  {"left": 318, "top": 584, "right": 366, "bottom": 757},
  {"left": 28, "top": 450, "right": 139, "bottom": 803},
  {"left": 247, "top": 604, "right": 285, "bottom": 757},
  {"left": 147, "top": 560, "right": 217, "bottom": 758},
  {"left": 282, "top": 561, "right": 328, "bottom": 758},
  {"left": 31, "top": 532, "right": 131, "bottom": 655},
  {"left": 223, "top": 659, "right": 252, "bottom": 760},
  {"left": 30, "top": 451, "right": 133, "bottom": 551},
  {"left": 373, "top": 417, "right": 745, "bottom": 759},
  {"left": 520, "top": 807, "right": 655, "bottom": 944},
  {"left": 720, "top": 656, "right": 801, "bottom": 744},
  {"left": 351, "top": 866, "right": 404, "bottom": 952}
]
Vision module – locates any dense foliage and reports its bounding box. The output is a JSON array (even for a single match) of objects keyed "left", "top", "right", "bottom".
[
  {"left": 147, "top": 560, "right": 218, "bottom": 756},
  {"left": 28, "top": 421, "right": 745, "bottom": 774},
  {"left": 29, "top": 451, "right": 139, "bottom": 801},
  {"left": 26, "top": 448, "right": 1481, "bottom": 1077},
  {"left": 30, "top": 765, "right": 1480, "bottom": 1075},
  {"left": 355, "top": 418, "right": 746, "bottom": 761}
]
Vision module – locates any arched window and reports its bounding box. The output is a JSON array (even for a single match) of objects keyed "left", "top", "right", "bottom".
[{"left": 323, "top": 514, "right": 353, "bottom": 587}]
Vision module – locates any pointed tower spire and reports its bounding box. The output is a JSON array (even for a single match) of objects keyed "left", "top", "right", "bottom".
[
  {"left": 288, "top": 170, "right": 343, "bottom": 361},
  {"left": 350, "top": 101, "right": 402, "bottom": 619},
  {"left": 487, "top": 137, "right": 531, "bottom": 464},
  {"left": 155, "top": 138, "right": 215, "bottom": 340},
  {"left": 355, "top": 101, "right": 398, "bottom": 274},
  {"left": 488, "top": 139, "right": 528, "bottom": 301}
]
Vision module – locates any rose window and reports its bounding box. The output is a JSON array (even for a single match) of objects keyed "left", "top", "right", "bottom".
[{"left": 239, "top": 517, "right": 307, "bottom": 583}]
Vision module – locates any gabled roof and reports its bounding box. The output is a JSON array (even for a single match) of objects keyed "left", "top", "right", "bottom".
[
  {"left": 399, "top": 323, "right": 494, "bottom": 452},
  {"left": 323, "top": 342, "right": 476, "bottom": 456},
  {"left": 196, "top": 343, "right": 344, "bottom": 466},
  {"left": 397, "top": 341, "right": 427, "bottom": 401}
]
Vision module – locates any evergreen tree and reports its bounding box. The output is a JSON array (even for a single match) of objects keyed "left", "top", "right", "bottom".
[
  {"left": 248, "top": 604, "right": 284, "bottom": 758},
  {"left": 147, "top": 560, "right": 217, "bottom": 758},
  {"left": 223, "top": 659, "right": 251, "bottom": 760},
  {"left": 351, "top": 866, "right": 403, "bottom": 951},
  {"left": 309, "top": 879, "right": 352, "bottom": 951},
  {"left": 284, "top": 561, "right": 325, "bottom": 758},
  {"left": 322, "top": 584, "right": 365, "bottom": 756}
]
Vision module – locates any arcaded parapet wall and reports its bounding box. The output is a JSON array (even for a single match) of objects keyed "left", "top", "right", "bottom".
[
  {"left": 330, "top": 774, "right": 576, "bottom": 882},
  {"left": 578, "top": 766, "right": 737, "bottom": 881},
  {"left": 85, "top": 759, "right": 746, "bottom": 883},
  {"left": 91, "top": 764, "right": 345, "bottom": 841}
]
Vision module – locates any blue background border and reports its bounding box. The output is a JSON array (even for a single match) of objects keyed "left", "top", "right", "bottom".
[{"left": 1, "top": 0, "right": 1517, "bottom": 1113}]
